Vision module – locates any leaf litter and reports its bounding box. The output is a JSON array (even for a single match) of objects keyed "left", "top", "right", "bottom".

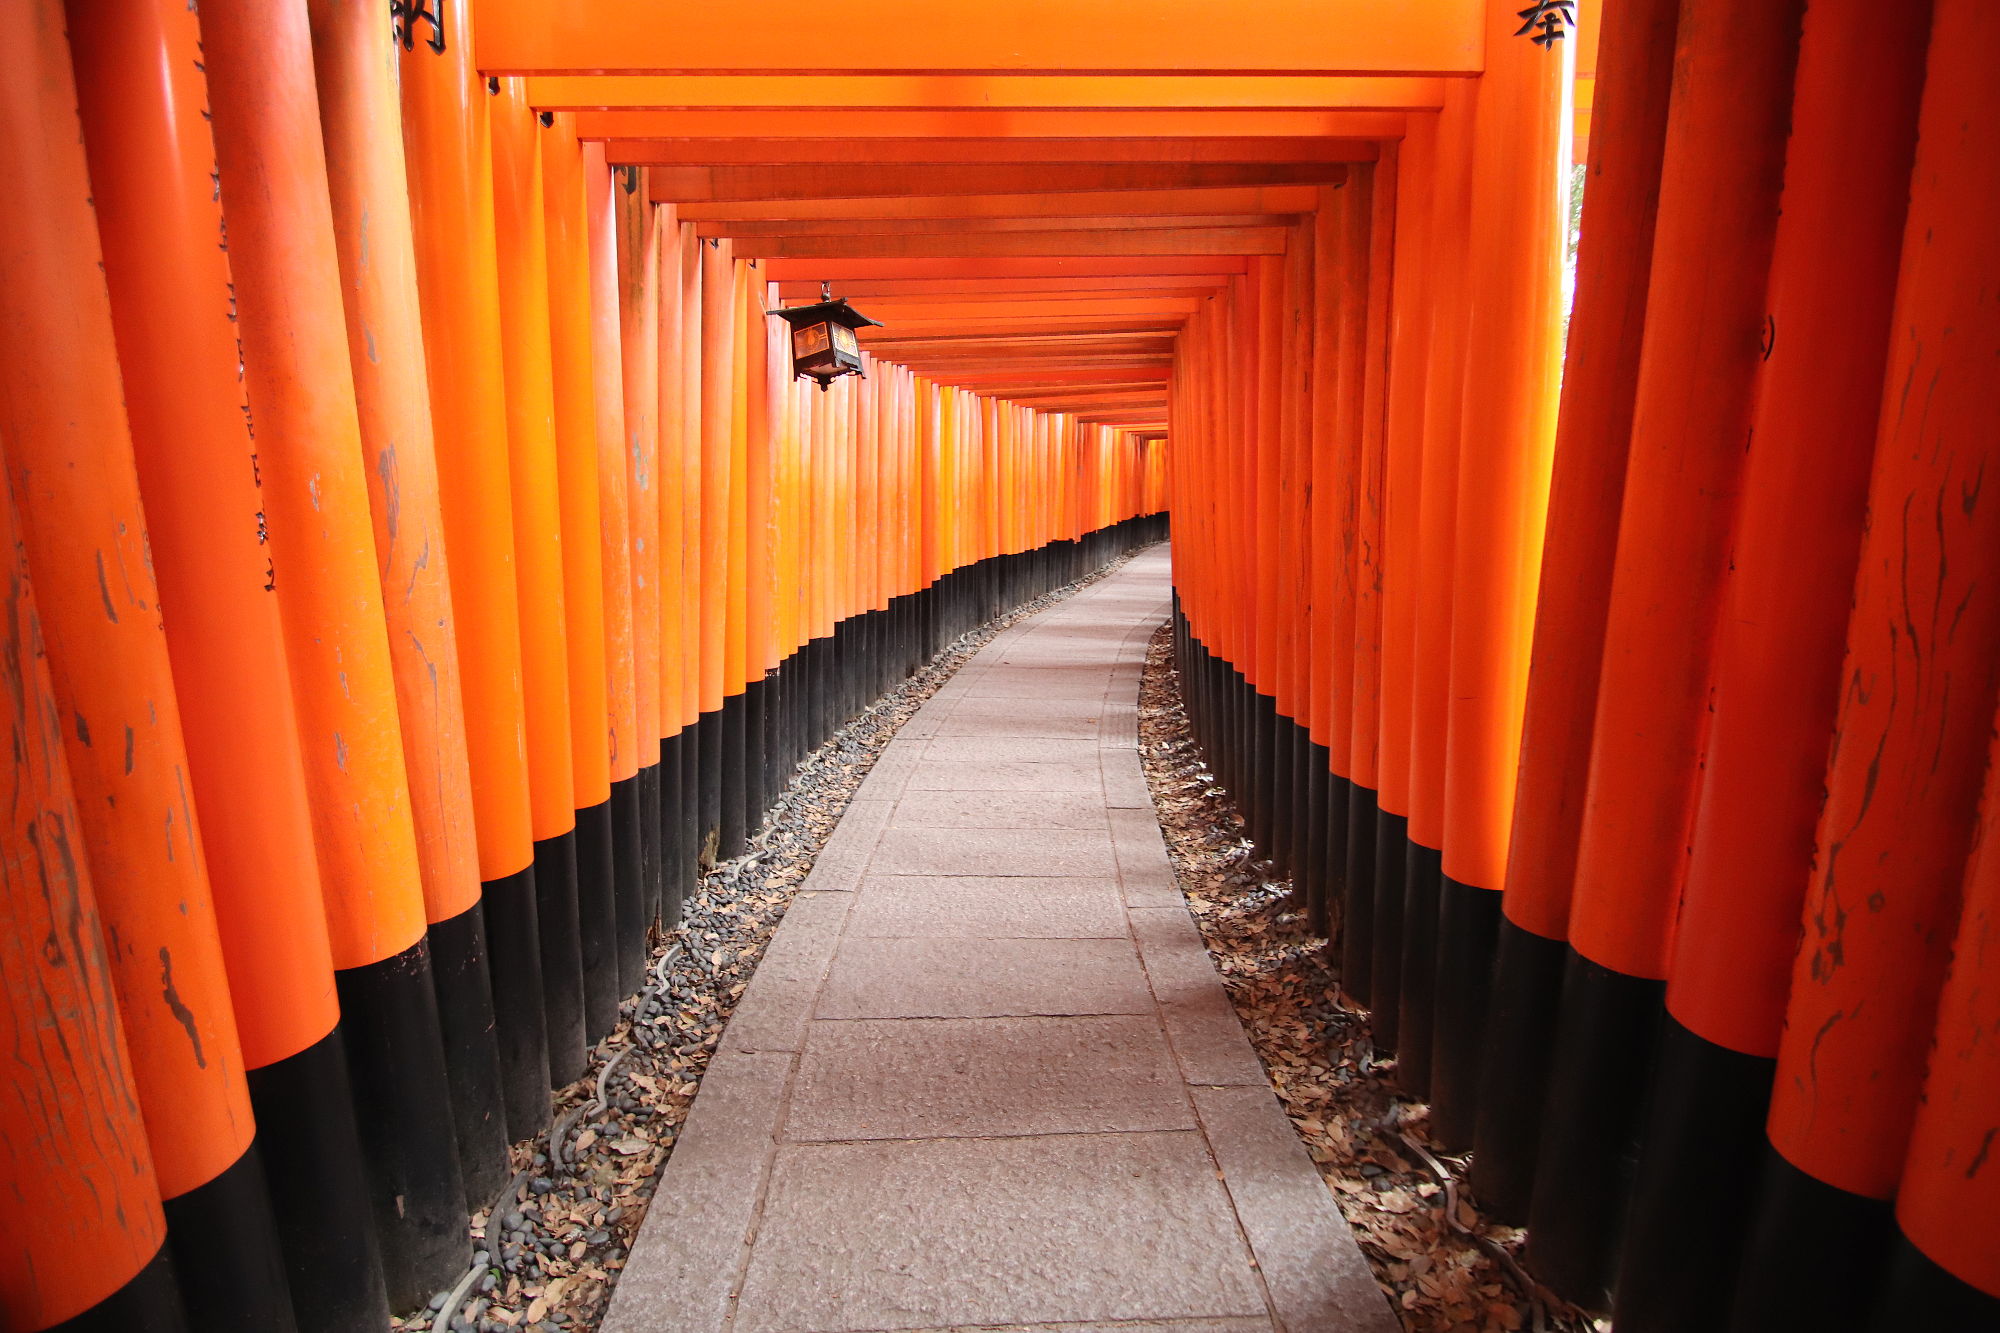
[{"left": 1135, "top": 622, "right": 1607, "bottom": 1333}]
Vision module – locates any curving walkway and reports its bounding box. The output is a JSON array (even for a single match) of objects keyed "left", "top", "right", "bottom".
[{"left": 604, "top": 547, "right": 1395, "bottom": 1333}]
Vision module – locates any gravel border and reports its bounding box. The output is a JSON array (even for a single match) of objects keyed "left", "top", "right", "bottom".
[
  {"left": 1135, "top": 622, "right": 1605, "bottom": 1333},
  {"left": 394, "top": 551, "right": 1147, "bottom": 1333}
]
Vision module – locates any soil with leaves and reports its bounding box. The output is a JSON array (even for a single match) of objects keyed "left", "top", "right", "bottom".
[
  {"left": 392, "top": 554, "right": 1142, "bottom": 1333},
  {"left": 1135, "top": 624, "right": 1606, "bottom": 1333}
]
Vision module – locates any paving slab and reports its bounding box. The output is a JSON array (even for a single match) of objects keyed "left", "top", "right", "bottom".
[
  {"left": 600, "top": 1050, "right": 792, "bottom": 1333},
  {"left": 731, "top": 1133, "right": 1268, "bottom": 1333},
  {"left": 606, "top": 547, "right": 1393, "bottom": 1333},
  {"left": 903, "top": 758, "right": 1106, "bottom": 794},
  {"left": 870, "top": 825, "right": 1119, "bottom": 877},
  {"left": 817, "top": 936, "right": 1153, "bottom": 1019},
  {"left": 786, "top": 1014, "right": 1192, "bottom": 1140},
  {"left": 892, "top": 787, "right": 1110, "bottom": 830},
  {"left": 842, "top": 875, "right": 1128, "bottom": 939},
  {"left": 1193, "top": 1088, "right": 1402, "bottom": 1333},
  {"left": 921, "top": 735, "right": 1109, "bottom": 765}
]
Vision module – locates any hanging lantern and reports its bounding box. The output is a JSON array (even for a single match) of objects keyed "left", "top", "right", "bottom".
[{"left": 769, "top": 281, "right": 883, "bottom": 391}]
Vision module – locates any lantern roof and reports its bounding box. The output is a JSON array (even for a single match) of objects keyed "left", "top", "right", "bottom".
[{"left": 768, "top": 294, "right": 884, "bottom": 331}]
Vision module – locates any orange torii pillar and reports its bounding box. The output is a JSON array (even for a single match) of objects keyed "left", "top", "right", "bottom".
[
  {"left": 1610, "top": 4, "right": 1931, "bottom": 1328},
  {"left": 400, "top": 0, "right": 552, "bottom": 1141},
  {"left": 588, "top": 155, "right": 646, "bottom": 996},
  {"left": 1890, "top": 691, "right": 2000, "bottom": 1325},
  {"left": 672, "top": 215, "right": 704, "bottom": 904},
  {"left": 1243, "top": 251, "right": 1281, "bottom": 875},
  {"left": 0, "top": 465, "right": 182, "bottom": 1330},
  {"left": 663, "top": 212, "right": 702, "bottom": 922},
  {"left": 1395, "top": 82, "right": 1476, "bottom": 1102},
  {"left": 694, "top": 238, "right": 732, "bottom": 861},
  {"left": 1736, "top": 5, "right": 2000, "bottom": 1326},
  {"left": 1470, "top": 0, "right": 1678, "bottom": 1223},
  {"left": 1369, "top": 125, "right": 1432, "bottom": 1060},
  {"left": 0, "top": 6, "right": 287, "bottom": 1324},
  {"left": 1305, "top": 198, "right": 1353, "bottom": 939},
  {"left": 206, "top": 0, "right": 474, "bottom": 1305},
  {"left": 1525, "top": 0, "right": 1802, "bottom": 1305},
  {"left": 1343, "top": 159, "right": 1394, "bottom": 1006},
  {"left": 492, "top": 78, "right": 588, "bottom": 1089},
  {"left": 308, "top": 0, "right": 511, "bottom": 1207},
  {"left": 616, "top": 182, "right": 665, "bottom": 946},
  {"left": 544, "top": 113, "right": 621, "bottom": 1042},
  {"left": 734, "top": 263, "right": 764, "bottom": 838},
  {"left": 1274, "top": 222, "right": 1316, "bottom": 897},
  {"left": 1427, "top": 0, "right": 1569, "bottom": 1148},
  {"left": 71, "top": 0, "right": 391, "bottom": 1325}
]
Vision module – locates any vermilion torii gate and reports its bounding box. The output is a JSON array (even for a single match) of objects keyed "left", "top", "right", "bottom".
[{"left": 2, "top": 1, "right": 1996, "bottom": 1331}]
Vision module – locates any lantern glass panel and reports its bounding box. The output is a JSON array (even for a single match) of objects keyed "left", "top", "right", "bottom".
[{"left": 793, "top": 323, "right": 831, "bottom": 358}]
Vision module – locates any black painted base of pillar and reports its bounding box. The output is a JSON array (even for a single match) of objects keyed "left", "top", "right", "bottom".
[
  {"left": 49, "top": 1241, "right": 188, "bottom": 1333},
  {"left": 1288, "top": 716, "right": 1320, "bottom": 880},
  {"left": 633, "top": 759, "right": 659, "bottom": 950},
  {"left": 162, "top": 1143, "right": 294, "bottom": 1331},
  {"left": 1370, "top": 807, "right": 1409, "bottom": 1055},
  {"left": 1613, "top": 1016, "right": 1775, "bottom": 1332},
  {"left": 479, "top": 863, "right": 550, "bottom": 1139},
  {"left": 719, "top": 692, "right": 748, "bottom": 860},
  {"left": 333, "top": 939, "right": 469, "bottom": 1307},
  {"left": 695, "top": 708, "right": 723, "bottom": 866},
  {"left": 1871, "top": 1234, "right": 2000, "bottom": 1330},
  {"left": 1428, "top": 874, "right": 1500, "bottom": 1148},
  {"left": 245, "top": 1026, "right": 392, "bottom": 1333},
  {"left": 1470, "top": 914, "right": 1569, "bottom": 1223},
  {"left": 574, "top": 798, "right": 620, "bottom": 1043},
  {"left": 426, "top": 897, "right": 510, "bottom": 1202},
  {"left": 1523, "top": 951, "right": 1667, "bottom": 1311},
  {"left": 656, "top": 731, "right": 688, "bottom": 929},
  {"left": 609, "top": 773, "right": 647, "bottom": 997},
  {"left": 1320, "top": 773, "right": 1352, "bottom": 940},
  {"left": 1342, "top": 783, "right": 1380, "bottom": 1006},
  {"left": 1396, "top": 840, "right": 1442, "bottom": 1100},
  {"left": 676, "top": 725, "right": 699, "bottom": 916},
  {"left": 1302, "top": 744, "right": 1332, "bottom": 928},
  {"left": 531, "top": 829, "right": 588, "bottom": 1087},
  {"left": 1248, "top": 691, "right": 1277, "bottom": 858},
  {"left": 1729, "top": 1144, "right": 1895, "bottom": 1333}
]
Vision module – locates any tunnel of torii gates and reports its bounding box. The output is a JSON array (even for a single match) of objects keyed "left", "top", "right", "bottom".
[{"left": 0, "top": 0, "right": 1996, "bottom": 1330}]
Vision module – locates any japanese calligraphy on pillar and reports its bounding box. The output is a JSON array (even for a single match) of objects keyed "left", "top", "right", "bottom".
[{"left": 1515, "top": 0, "right": 1576, "bottom": 47}]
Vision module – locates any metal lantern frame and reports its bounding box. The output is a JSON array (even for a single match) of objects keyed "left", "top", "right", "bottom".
[{"left": 768, "top": 282, "right": 884, "bottom": 391}]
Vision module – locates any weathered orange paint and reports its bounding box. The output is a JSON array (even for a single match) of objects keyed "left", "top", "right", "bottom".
[
  {"left": 401, "top": 0, "right": 537, "bottom": 881},
  {"left": 1375, "top": 119, "right": 1434, "bottom": 820},
  {"left": 74, "top": 0, "right": 340, "bottom": 1068},
  {"left": 491, "top": 79, "right": 578, "bottom": 842},
  {"left": 207, "top": 0, "right": 430, "bottom": 969},
  {"left": 309, "top": 0, "right": 483, "bottom": 926},
  {"left": 543, "top": 114, "right": 612, "bottom": 811},
  {"left": 585, "top": 146, "right": 638, "bottom": 784},
  {"left": 1768, "top": 0, "right": 2000, "bottom": 1202},
  {"left": 1498, "top": 0, "right": 1676, "bottom": 943},
  {"left": 1567, "top": 0, "right": 1803, "bottom": 977},
  {"left": 0, "top": 465, "right": 168, "bottom": 1327},
  {"left": 616, "top": 182, "right": 662, "bottom": 761},
  {"left": 1407, "top": 90, "right": 1476, "bottom": 857},
  {"left": 0, "top": 0, "right": 252, "bottom": 1201},
  {"left": 1439, "top": 7, "right": 1568, "bottom": 895},
  {"left": 1667, "top": 0, "right": 1929, "bottom": 1056}
]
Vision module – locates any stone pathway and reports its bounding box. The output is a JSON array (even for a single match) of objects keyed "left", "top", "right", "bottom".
[{"left": 603, "top": 548, "right": 1397, "bottom": 1333}]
